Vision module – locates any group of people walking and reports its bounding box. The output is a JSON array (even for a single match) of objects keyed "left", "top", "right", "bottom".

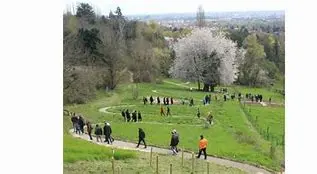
[
  {"left": 143, "top": 96, "right": 174, "bottom": 105},
  {"left": 160, "top": 105, "right": 171, "bottom": 116},
  {"left": 70, "top": 114, "right": 209, "bottom": 160},
  {"left": 121, "top": 109, "right": 142, "bottom": 122},
  {"left": 71, "top": 114, "right": 114, "bottom": 144}
]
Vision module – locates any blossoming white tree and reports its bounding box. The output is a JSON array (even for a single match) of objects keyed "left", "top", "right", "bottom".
[{"left": 169, "top": 28, "right": 245, "bottom": 91}]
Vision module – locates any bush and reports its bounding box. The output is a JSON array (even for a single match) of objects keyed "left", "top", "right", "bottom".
[{"left": 63, "top": 67, "right": 97, "bottom": 104}]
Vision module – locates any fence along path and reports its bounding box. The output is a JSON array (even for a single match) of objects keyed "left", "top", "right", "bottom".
[{"left": 70, "top": 130, "right": 272, "bottom": 174}]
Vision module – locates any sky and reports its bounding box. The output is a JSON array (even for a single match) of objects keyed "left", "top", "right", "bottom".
[{"left": 63, "top": 0, "right": 286, "bottom": 15}]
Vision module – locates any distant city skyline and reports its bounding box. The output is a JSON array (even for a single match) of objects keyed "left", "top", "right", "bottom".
[{"left": 63, "top": 0, "right": 285, "bottom": 15}]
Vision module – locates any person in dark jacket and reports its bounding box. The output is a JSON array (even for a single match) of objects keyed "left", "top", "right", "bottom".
[
  {"left": 132, "top": 110, "right": 137, "bottom": 122},
  {"left": 171, "top": 97, "right": 173, "bottom": 105},
  {"left": 71, "top": 113, "right": 78, "bottom": 132},
  {"left": 167, "top": 106, "right": 171, "bottom": 116},
  {"left": 125, "top": 109, "right": 131, "bottom": 122},
  {"left": 170, "top": 129, "right": 179, "bottom": 155},
  {"left": 86, "top": 121, "right": 93, "bottom": 140},
  {"left": 103, "top": 122, "right": 112, "bottom": 144},
  {"left": 197, "top": 108, "right": 200, "bottom": 118},
  {"left": 150, "top": 96, "right": 154, "bottom": 105},
  {"left": 166, "top": 97, "right": 169, "bottom": 105},
  {"left": 157, "top": 96, "right": 160, "bottom": 104},
  {"left": 95, "top": 124, "right": 102, "bottom": 142},
  {"left": 121, "top": 110, "right": 125, "bottom": 119},
  {"left": 78, "top": 116, "right": 85, "bottom": 134},
  {"left": 138, "top": 111, "right": 142, "bottom": 121},
  {"left": 136, "top": 128, "right": 147, "bottom": 148},
  {"left": 143, "top": 97, "right": 147, "bottom": 105},
  {"left": 163, "top": 97, "right": 166, "bottom": 105}
]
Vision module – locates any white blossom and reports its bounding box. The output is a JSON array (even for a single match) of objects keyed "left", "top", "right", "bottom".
[{"left": 169, "top": 28, "right": 244, "bottom": 85}]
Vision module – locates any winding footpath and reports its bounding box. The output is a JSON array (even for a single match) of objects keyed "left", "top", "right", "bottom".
[
  {"left": 70, "top": 80, "right": 283, "bottom": 173},
  {"left": 70, "top": 129, "right": 272, "bottom": 174}
]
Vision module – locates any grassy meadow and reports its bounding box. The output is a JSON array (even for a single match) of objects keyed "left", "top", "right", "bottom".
[{"left": 64, "top": 79, "right": 285, "bottom": 172}]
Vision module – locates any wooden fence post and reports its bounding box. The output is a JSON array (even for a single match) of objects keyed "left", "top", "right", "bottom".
[
  {"left": 112, "top": 157, "right": 115, "bottom": 174},
  {"left": 150, "top": 148, "right": 153, "bottom": 166},
  {"left": 170, "top": 163, "right": 172, "bottom": 174},
  {"left": 156, "top": 155, "right": 159, "bottom": 174},
  {"left": 181, "top": 148, "right": 184, "bottom": 167},
  {"left": 191, "top": 152, "right": 195, "bottom": 174},
  {"left": 207, "top": 162, "right": 209, "bottom": 174}
]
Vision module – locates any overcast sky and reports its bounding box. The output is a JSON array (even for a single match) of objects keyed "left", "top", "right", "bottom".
[{"left": 63, "top": 0, "right": 285, "bottom": 15}]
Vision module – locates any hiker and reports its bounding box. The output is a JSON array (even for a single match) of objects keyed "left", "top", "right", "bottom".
[
  {"left": 171, "top": 97, "right": 174, "bottom": 105},
  {"left": 167, "top": 106, "right": 171, "bottom": 116},
  {"left": 269, "top": 97, "right": 272, "bottom": 104},
  {"left": 138, "top": 111, "right": 142, "bottom": 121},
  {"left": 86, "top": 121, "right": 93, "bottom": 140},
  {"left": 125, "top": 109, "right": 131, "bottom": 122},
  {"left": 205, "top": 95, "right": 209, "bottom": 104},
  {"left": 238, "top": 93, "right": 242, "bottom": 101},
  {"left": 197, "top": 108, "right": 200, "bottom": 118},
  {"left": 182, "top": 99, "right": 185, "bottom": 105},
  {"left": 190, "top": 98, "right": 194, "bottom": 106},
  {"left": 259, "top": 95, "right": 263, "bottom": 102},
  {"left": 95, "top": 124, "right": 102, "bottom": 142},
  {"left": 196, "top": 135, "right": 208, "bottom": 160},
  {"left": 246, "top": 93, "right": 249, "bottom": 99},
  {"left": 160, "top": 105, "right": 166, "bottom": 116},
  {"left": 206, "top": 112, "right": 213, "bottom": 125},
  {"left": 251, "top": 95, "right": 254, "bottom": 102},
  {"left": 157, "top": 96, "right": 160, "bottom": 104},
  {"left": 166, "top": 97, "right": 169, "bottom": 105},
  {"left": 208, "top": 95, "right": 211, "bottom": 104},
  {"left": 103, "top": 122, "right": 112, "bottom": 144},
  {"left": 78, "top": 116, "right": 85, "bottom": 134},
  {"left": 255, "top": 95, "right": 259, "bottom": 102},
  {"left": 163, "top": 97, "right": 166, "bottom": 105},
  {"left": 71, "top": 113, "right": 78, "bottom": 132},
  {"left": 136, "top": 128, "right": 147, "bottom": 148},
  {"left": 224, "top": 94, "right": 227, "bottom": 101},
  {"left": 121, "top": 110, "right": 125, "bottom": 118},
  {"left": 170, "top": 129, "right": 179, "bottom": 155},
  {"left": 150, "top": 96, "right": 154, "bottom": 105},
  {"left": 132, "top": 110, "right": 137, "bottom": 122},
  {"left": 143, "top": 97, "right": 147, "bottom": 105},
  {"left": 75, "top": 116, "right": 81, "bottom": 134}
]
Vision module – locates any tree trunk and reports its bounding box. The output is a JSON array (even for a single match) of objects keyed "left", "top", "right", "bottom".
[
  {"left": 203, "top": 83, "right": 209, "bottom": 92},
  {"left": 210, "top": 84, "right": 215, "bottom": 92},
  {"left": 197, "top": 80, "right": 201, "bottom": 91}
]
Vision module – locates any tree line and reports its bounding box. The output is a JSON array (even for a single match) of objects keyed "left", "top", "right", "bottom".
[
  {"left": 64, "top": 3, "right": 285, "bottom": 104},
  {"left": 64, "top": 3, "right": 174, "bottom": 104}
]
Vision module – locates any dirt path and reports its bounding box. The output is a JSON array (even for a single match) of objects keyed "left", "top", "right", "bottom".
[{"left": 70, "top": 130, "right": 272, "bottom": 174}]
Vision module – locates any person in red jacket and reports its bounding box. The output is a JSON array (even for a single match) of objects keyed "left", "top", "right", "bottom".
[{"left": 197, "top": 135, "right": 208, "bottom": 160}]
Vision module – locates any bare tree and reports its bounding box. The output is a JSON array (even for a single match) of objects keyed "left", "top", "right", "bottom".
[{"left": 196, "top": 5, "right": 206, "bottom": 28}]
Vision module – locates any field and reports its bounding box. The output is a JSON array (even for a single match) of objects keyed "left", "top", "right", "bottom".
[{"left": 64, "top": 79, "right": 285, "bottom": 172}]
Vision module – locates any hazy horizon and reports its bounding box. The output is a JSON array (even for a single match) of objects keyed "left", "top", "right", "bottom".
[{"left": 63, "top": 0, "right": 285, "bottom": 16}]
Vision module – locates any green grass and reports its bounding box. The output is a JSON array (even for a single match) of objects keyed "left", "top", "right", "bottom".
[
  {"left": 64, "top": 134, "right": 136, "bottom": 163},
  {"left": 64, "top": 151, "right": 247, "bottom": 174},
  {"left": 244, "top": 104, "right": 285, "bottom": 142},
  {"left": 64, "top": 79, "right": 285, "bottom": 171}
]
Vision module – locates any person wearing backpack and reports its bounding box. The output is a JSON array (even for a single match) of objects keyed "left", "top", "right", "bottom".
[
  {"left": 71, "top": 113, "right": 78, "bottom": 132},
  {"left": 86, "top": 121, "right": 93, "bottom": 140},
  {"left": 136, "top": 128, "right": 147, "bottom": 148},
  {"left": 95, "top": 124, "right": 102, "bottom": 142},
  {"left": 170, "top": 129, "right": 179, "bottom": 155},
  {"left": 103, "top": 122, "right": 112, "bottom": 144}
]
